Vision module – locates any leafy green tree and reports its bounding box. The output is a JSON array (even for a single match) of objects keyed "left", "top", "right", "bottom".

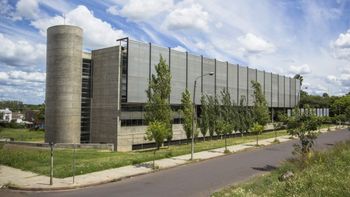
[
  {"left": 145, "top": 121, "right": 168, "bottom": 169},
  {"left": 220, "top": 89, "right": 236, "bottom": 151},
  {"left": 251, "top": 123, "right": 264, "bottom": 145},
  {"left": 207, "top": 95, "right": 219, "bottom": 140},
  {"left": 286, "top": 106, "right": 321, "bottom": 160},
  {"left": 144, "top": 56, "right": 173, "bottom": 143},
  {"left": 181, "top": 89, "right": 194, "bottom": 143},
  {"left": 251, "top": 81, "right": 270, "bottom": 145},
  {"left": 198, "top": 95, "right": 209, "bottom": 141},
  {"left": 237, "top": 96, "right": 251, "bottom": 136}
]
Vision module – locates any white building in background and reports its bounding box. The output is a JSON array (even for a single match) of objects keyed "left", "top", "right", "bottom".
[{"left": 0, "top": 108, "right": 12, "bottom": 122}]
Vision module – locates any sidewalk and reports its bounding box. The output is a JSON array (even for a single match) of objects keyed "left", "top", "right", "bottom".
[{"left": 0, "top": 126, "right": 339, "bottom": 191}]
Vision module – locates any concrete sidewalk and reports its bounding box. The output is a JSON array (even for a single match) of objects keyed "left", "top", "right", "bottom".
[{"left": 0, "top": 126, "right": 340, "bottom": 191}]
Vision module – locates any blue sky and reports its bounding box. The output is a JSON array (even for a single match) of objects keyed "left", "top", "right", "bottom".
[{"left": 1, "top": 0, "right": 350, "bottom": 104}]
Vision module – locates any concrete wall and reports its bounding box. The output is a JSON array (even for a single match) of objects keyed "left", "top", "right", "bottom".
[
  {"left": 45, "top": 25, "right": 83, "bottom": 143},
  {"left": 90, "top": 46, "right": 121, "bottom": 149}
]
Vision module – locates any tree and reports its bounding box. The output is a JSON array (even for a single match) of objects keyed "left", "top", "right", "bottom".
[
  {"left": 237, "top": 96, "right": 251, "bottom": 137},
  {"left": 251, "top": 123, "right": 264, "bottom": 146},
  {"left": 181, "top": 89, "right": 193, "bottom": 143},
  {"left": 198, "top": 95, "right": 209, "bottom": 141},
  {"left": 293, "top": 74, "right": 303, "bottom": 86},
  {"left": 220, "top": 88, "right": 236, "bottom": 152},
  {"left": 206, "top": 95, "right": 219, "bottom": 140},
  {"left": 145, "top": 121, "right": 167, "bottom": 169},
  {"left": 251, "top": 81, "right": 270, "bottom": 145},
  {"left": 286, "top": 106, "right": 321, "bottom": 161},
  {"left": 144, "top": 56, "right": 173, "bottom": 144}
]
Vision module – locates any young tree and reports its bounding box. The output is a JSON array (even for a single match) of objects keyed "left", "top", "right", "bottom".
[
  {"left": 144, "top": 56, "right": 173, "bottom": 144},
  {"left": 145, "top": 121, "right": 167, "bottom": 169},
  {"left": 206, "top": 95, "right": 218, "bottom": 140},
  {"left": 251, "top": 123, "right": 264, "bottom": 146},
  {"left": 251, "top": 81, "right": 270, "bottom": 145},
  {"left": 181, "top": 89, "right": 193, "bottom": 143},
  {"left": 198, "top": 95, "right": 209, "bottom": 141},
  {"left": 220, "top": 89, "right": 236, "bottom": 152},
  {"left": 286, "top": 106, "right": 321, "bottom": 161},
  {"left": 237, "top": 96, "right": 249, "bottom": 137}
]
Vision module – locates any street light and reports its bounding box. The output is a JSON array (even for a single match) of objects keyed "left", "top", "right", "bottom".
[{"left": 191, "top": 72, "right": 214, "bottom": 160}]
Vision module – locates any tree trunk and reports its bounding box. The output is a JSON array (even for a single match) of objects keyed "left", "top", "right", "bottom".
[
  {"left": 225, "top": 134, "right": 227, "bottom": 151},
  {"left": 256, "top": 134, "right": 259, "bottom": 146},
  {"left": 153, "top": 149, "right": 156, "bottom": 170}
]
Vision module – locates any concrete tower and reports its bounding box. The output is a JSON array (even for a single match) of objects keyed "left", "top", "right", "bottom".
[{"left": 45, "top": 25, "right": 83, "bottom": 144}]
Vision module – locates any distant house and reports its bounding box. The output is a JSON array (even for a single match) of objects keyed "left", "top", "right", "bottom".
[
  {"left": 12, "top": 111, "right": 24, "bottom": 123},
  {"left": 0, "top": 108, "right": 12, "bottom": 122}
]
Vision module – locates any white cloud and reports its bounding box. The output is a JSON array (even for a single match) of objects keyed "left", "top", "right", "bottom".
[
  {"left": 288, "top": 64, "right": 312, "bottom": 75},
  {"left": 172, "top": 45, "right": 187, "bottom": 52},
  {"left": 13, "top": 0, "right": 40, "bottom": 20},
  {"left": 31, "top": 5, "right": 127, "bottom": 49},
  {"left": 108, "top": 0, "right": 174, "bottom": 21},
  {"left": 237, "top": 33, "right": 276, "bottom": 54},
  {"left": 331, "top": 29, "right": 350, "bottom": 60},
  {"left": 0, "top": 33, "right": 45, "bottom": 67},
  {"left": 163, "top": 3, "right": 209, "bottom": 32}
]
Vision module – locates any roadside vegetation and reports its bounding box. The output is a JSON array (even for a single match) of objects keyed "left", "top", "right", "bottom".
[
  {"left": 212, "top": 140, "right": 350, "bottom": 197},
  {"left": 0, "top": 128, "right": 44, "bottom": 142},
  {"left": 0, "top": 128, "right": 290, "bottom": 178}
]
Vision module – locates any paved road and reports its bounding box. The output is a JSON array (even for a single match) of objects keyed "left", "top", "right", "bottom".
[{"left": 2, "top": 129, "right": 350, "bottom": 197}]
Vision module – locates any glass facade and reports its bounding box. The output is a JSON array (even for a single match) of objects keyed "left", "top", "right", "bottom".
[{"left": 80, "top": 58, "right": 92, "bottom": 143}]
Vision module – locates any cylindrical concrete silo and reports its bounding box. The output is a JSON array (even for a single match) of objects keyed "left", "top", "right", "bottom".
[{"left": 45, "top": 25, "right": 83, "bottom": 144}]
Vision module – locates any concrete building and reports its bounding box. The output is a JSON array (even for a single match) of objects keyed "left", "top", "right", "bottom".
[{"left": 45, "top": 25, "right": 300, "bottom": 151}]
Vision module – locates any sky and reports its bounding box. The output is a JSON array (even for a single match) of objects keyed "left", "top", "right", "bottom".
[{"left": 0, "top": 0, "right": 350, "bottom": 104}]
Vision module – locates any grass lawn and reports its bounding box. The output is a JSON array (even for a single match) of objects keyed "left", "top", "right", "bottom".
[
  {"left": 0, "top": 129, "right": 290, "bottom": 178},
  {"left": 0, "top": 128, "right": 44, "bottom": 142},
  {"left": 212, "top": 139, "right": 350, "bottom": 197}
]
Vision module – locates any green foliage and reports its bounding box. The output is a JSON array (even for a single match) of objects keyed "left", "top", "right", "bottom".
[
  {"left": 251, "top": 123, "right": 264, "bottom": 145},
  {"left": 236, "top": 96, "right": 253, "bottom": 135},
  {"left": 286, "top": 107, "right": 321, "bottom": 156},
  {"left": 145, "top": 121, "right": 168, "bottom": 150},
  {"left": 144, "top": 55, "right": 173, "bottom": 141},
  {"left": 206, "top": 95, "right": 219, "bottom": 139},
  {"left": 198, "top": 95, "right": 209, "bottom": 140},
  {"left": 0, "top": 129, "right": 289, "bottom": 178},
  {"left": 0, "top": 128, "right": 44, "bottom": 142},
  {"left": 251, "top": 81, "right": 270, "bottom": 127},
  {"left": 212, "top": 140, "right": 350, "bottom": 197},
  {"left": 181, "top": 89, "right": 193, "bottom": 141}
]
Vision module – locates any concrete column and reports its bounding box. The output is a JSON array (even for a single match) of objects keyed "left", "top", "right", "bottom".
[{"left": 45, "top": 25, "right": 83, "bottom": 143}]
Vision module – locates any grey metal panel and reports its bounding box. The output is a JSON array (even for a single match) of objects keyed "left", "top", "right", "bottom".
[
  {"left": 285, "top": 77, "right": 290, "bottom": 108},
  {"left": 290, "top": 78, "right": 296, "bottom": 107},
  {"left": 264, "top": 72, "right": 272, "bottom": 107},
  {"left": 257, "top": 70, "right": 264, "bottom": 94},
  {"left": 238, "top": 66, "right": 248, "bottom": 104},
  {"left": 228, "top": 63, "right": 238, "bottom": 104},
  {"left": 248, "top": 68, "right": 256, "bottom": 106},
  {"left": 151, "top": 44, "right": 169, "bottom": 76},
  {"left": 188, "top": 54, "right": 202, "bottom": 104},
  {"left": 216, "top": 60, "right": 227, "bottom": 96},
  {"left": 170, "top": 49, "right": 186, "bottom": 104},
  {"left": 127, "top": 40, "right": 149, "bottom": 103},
  {"left": 202, "top": 57, "right": 215, "bottom": 99},
  {"left": 278, "top": 75, "right": 284, "bottom": 108},
  {"left": 295, "top": 79, "right": 301, "bottom": 105},
  {"left": 271, "top": 74, "right": 278, "bottom": 107}
]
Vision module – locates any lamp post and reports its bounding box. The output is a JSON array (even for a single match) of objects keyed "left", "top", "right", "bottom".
[{"left": 191, "top": 72, "right": 214, "bottom": 160}]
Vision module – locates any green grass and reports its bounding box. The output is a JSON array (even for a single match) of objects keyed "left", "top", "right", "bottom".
[
  {"left": 212, "top": 140, "right": 350, "bottom": 197},
  {"left": 0, "top": 129, "right": 289, "bottom": 178},
  {"left": 0, "top": 128, "right": 44, "bottom": 142}
]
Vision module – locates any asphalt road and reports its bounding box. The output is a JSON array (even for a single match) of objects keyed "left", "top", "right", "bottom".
[{"left": 2, "top": 129, "right": 350, "bottom": 197}]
